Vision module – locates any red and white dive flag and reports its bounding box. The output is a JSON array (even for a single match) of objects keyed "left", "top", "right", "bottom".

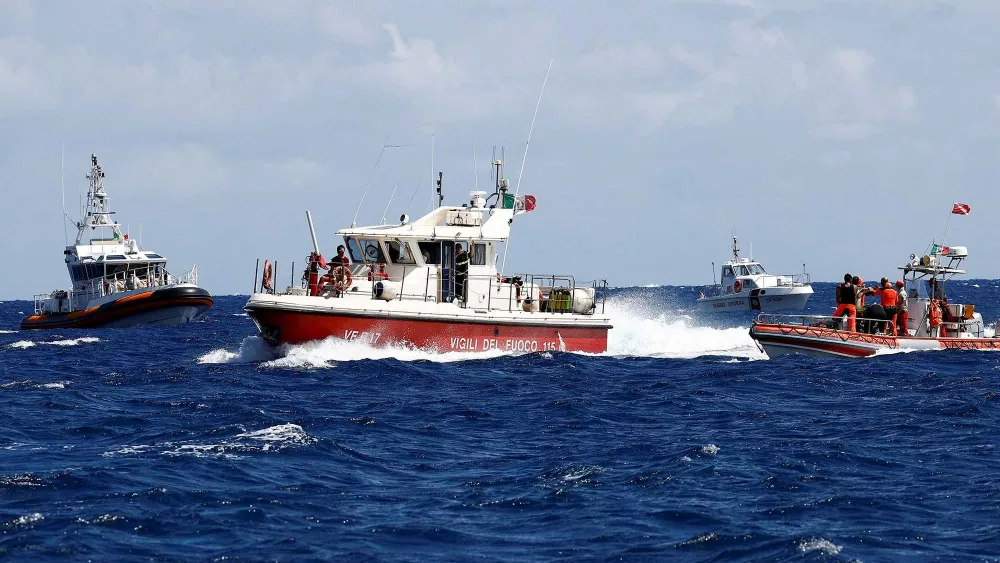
[
  {"left": 514, "top": 195, "right": 536, "bottom": 214},
  {"left": 952, "top": 202, "right": 971, "bottom": 215}
]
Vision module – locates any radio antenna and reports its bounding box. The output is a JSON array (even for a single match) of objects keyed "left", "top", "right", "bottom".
[
  {"left": 381, "top": 181, "right": 399, "bottom": 225},
  {"left": 61, "top": 143, "right": 68, "bottom": 245},
  {"left": 473, "top": 139, "right": 479, "bottom": 192},
  {"left": 351, "top": 132, "right": 392, "bottom": 228},
  {"left": 500, "top": 58, "right": 554, "bottom": 278}
]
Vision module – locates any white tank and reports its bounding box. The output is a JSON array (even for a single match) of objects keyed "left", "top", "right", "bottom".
[
  {"left": 374, "top": 281, "right": 398, "bottom": 301},
  {"left": 571, "top": 288, "right": 596, "bottom": 314}
]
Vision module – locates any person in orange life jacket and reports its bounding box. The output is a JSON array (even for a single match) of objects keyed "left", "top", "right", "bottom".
[
  {"left": 862, "top": 277, "right": 899, "bottom": 335},
  {"left": 833, "top": 273, "right": 857, "bottom": 332},
  {"left": 894, "top": 280, "right": 909, "bottom": 336},
  {"left": 455, "top": 244, "right": 470, "bottom": 302}
]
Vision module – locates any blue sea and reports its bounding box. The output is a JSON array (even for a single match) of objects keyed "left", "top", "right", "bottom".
[{"left": 3, "top": 283, "right": 1000, "bottom": 561}]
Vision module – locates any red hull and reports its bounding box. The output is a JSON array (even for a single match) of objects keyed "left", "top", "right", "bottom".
[{"left": 247, "top": 308, "right": 609, "bottom": 353}]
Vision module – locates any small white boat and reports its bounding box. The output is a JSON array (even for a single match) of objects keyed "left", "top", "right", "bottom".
[
  {"left": 21, "top": 154, "right": 212, "bottom": 330},
  {"left": 697, "top": 237, "right": 813, "bottom": 312}
]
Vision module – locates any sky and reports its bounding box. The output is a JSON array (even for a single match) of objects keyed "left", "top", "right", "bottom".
[{"left": 2, "top": 0, "right": 999, "bottom": 298}]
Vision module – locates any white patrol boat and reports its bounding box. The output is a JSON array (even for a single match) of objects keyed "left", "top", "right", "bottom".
[
  {"left": 750, "top": 243, "right": 1000, "bottom": 358},
  {"left": 20, "top": 154, "right": 213, "bottom": 330},
  {"left": 244, "top": 159, "right": 612, "bottom": 353},
  {"left": 697, "top": 236, "right": 813, "bottom": 312}
]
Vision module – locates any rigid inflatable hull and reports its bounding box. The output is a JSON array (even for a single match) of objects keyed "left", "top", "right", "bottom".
[
  {"left": 750, "top": 322, "right": 1000, "bottom": 358},
  {"left": 246, "top": 306, "right": 611, "bottom": 353},
  {"left": 20, "top": 286, "right": 214, "bottom": 330}
]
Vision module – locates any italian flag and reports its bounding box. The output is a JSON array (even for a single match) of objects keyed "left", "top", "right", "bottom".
[{"left": 503, "top": 194, "right": 536, "bottom": 214}]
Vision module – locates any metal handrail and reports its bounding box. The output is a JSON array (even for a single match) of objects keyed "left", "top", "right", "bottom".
[
  {"left": 755, "top": 312, "right": 896, "bottom": 333},
  {"left": 33, "top": 263, "right": 196, "bottom": 314},
  {"left": 252, "top": 259, "right": 608, "bottom": 316}
]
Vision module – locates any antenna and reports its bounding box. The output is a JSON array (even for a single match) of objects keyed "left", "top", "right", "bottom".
[
  {"left": 405, "top": 180, "right": 423, "bottom": 208},
  {"left": 712, "top": 261, "right": 716, "bottom": 285},
  {"left": 61, "top": 144, "right": 67, "bottom": 245},
  {"left": 500, "top": 59, "right": 554, "bottom": 278},
  {"left": 428, "top": 135, "right": 435, "bottom": 212},
  {"left": 381, "top": 181, "right": 399, "bottom": 225},
  {"left": 513, "top": 58, "right": 553, "bottom": 198},
  {"left": 473, "top": 139, "right": 479, "bottom": 192},
  {"left": 351, "top": 133, "right": 392, "bottom": 228},
  {"left": 436, "top": 172, "right": 443, "bottom": 207}
]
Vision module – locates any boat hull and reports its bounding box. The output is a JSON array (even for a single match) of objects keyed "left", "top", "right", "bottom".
[
  {"left": 245, "top": 302, "right": 610, "bottom": 353},
  {"left": 20, "top": 286, "right": 213, "bottom": 330},
  {"left": 750, "top": 322, "right": 1000, "bottom": 358},
  {"left": 698, "top": 286, "right": 813, "bottom": 313}
]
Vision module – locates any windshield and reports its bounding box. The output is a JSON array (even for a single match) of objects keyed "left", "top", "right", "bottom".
[{"left": 387, "top": 240, "right": 415, "bottom": 264}]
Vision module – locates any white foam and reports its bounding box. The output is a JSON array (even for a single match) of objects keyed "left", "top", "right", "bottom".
[
  {"left": 701, "top": 444, "right": 721, "bottom": 455},
  {"left": 8, "top": 337, "right": 100, "bottom": 349},
  {"left": 798, "top": 538, "right": 842, "bottom": 555},
  {"left": 104, "top": 423, "right": 316, "bottom": 459},
  {"left": 262, "top": 336, "right": 510, "bottom": 369},
  {"left": 8, "top": 513, "right": 43, "bottom": 526},
  {"left": 48, "top": 337, "right": 100, "bottom": 346},
  {"left": 0, "top": 330, "right": 17, "bottom": 334},
  {"left": 603, "top": 297, "right": 764, "bottom": 359},
  {"left": 198, "top": 336, "right": 275, "bottom": 364}
]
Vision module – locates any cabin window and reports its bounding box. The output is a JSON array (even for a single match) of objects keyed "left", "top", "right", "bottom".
[
  {"left": 722, "top": 266, "right": 734, "bottom": 278},
  {"left": 105, "top": 255, "right": 127, "bottom": 261},
  {"left": 357, "top": 239, "right": 384, "bottom": 263},
  {"left": 471, "top": 243, "right": 487, "bottom": 266},
  {"left": 144, "top": 253, "right": 163, "bottom": 259},
  {"left": 746, "top": 264, "right": 765, "bottom": 275},
  {"left": 418, "top": 241, "right": 441, "bottom": 265},
  {"left": 387, "top": 240, "right": 415, "bottom": 265},
  {"left": 344, "top": 237, "right": 364, "bottom": 263}
]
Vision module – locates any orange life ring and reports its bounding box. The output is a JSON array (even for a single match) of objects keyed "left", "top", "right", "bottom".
[
  {"left": 733, "top": 279, "right": 743, "bottom": 293},
  {"left": 332, "top": 265, "right": 353, "bottom": 292},
  {"left": 262, "top": 260, "right": 274, "bottom": 291}
]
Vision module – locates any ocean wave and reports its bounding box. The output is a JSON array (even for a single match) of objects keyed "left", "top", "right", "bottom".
[
  {"left": 103, "top": 423, "right": 316, "bottom": 460},
  {"left": 7, "top": 337, "right": 100, "bottom": 350}
]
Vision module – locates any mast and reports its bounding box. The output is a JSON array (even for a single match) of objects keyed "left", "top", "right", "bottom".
[
  {"left": 731, "top": 236, "right": 740, "bottom": 261},
  {"left": 75, "top": 154, "right": 124, "bottom": 246}
]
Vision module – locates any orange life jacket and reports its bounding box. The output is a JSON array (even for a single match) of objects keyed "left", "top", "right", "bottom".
[
  {"left": 929, "top": 300, "right": 942, "bottom": 328},
  {"left": 876, "top": 284, "right": 898, "bottom": 307}
]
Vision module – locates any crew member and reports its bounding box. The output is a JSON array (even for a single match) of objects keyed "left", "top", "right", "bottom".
[
  {"left": 328, "top": 245, "right": 352, "bottom": 297},
  {"left": 334, "top": 245, "right": 350, "bottom": 269},
  {"left": 895, "top": 280, "right": 908, "bottom": 337},
  {"left": 455, "top": 243, "right": 470, "bottom": 302},
  {"left": 866, "top": 277, "right": 899, "bottom": 335},
  {"left": 833, "top": 273, "right": 857, "bottom": 332},
  {"left": 852, "top": 276, "right": 866, "bottom": 310}
]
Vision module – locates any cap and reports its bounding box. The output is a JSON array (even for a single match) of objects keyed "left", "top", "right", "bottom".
[{"left": 895, "top": 280, "right": 904, "bottom": 287}]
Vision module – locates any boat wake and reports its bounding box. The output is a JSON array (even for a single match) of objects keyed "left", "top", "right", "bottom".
[
  {"left": 7, "top": 337, "right": 101, "bottom": 350},
  {"left": 200, "top": 294, "right": 763, "bottom": 367}
]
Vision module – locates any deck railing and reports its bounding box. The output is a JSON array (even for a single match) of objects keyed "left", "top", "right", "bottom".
[
  {"left": 755, "top": 313, "right": 896, "bottom": 334},
  {"left": 252, "top": 259, "right": 609, "bottom": 316},
  {"left": 33, "top": 264, "right": 198, "bottom": 314}
]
